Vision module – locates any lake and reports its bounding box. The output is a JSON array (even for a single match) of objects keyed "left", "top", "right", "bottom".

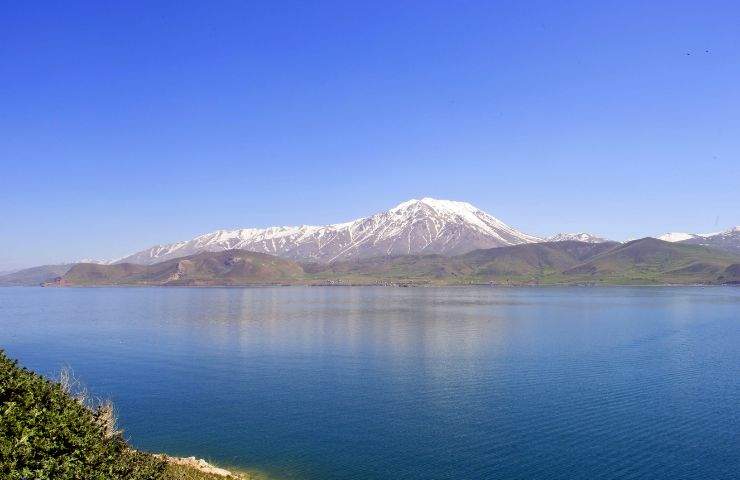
[{"left": 1, "top": 286, "right": 738, "bottom": 479}]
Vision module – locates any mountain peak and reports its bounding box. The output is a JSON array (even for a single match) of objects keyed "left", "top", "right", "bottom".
[
  {"left": 657, "top": 225, "right": 740, "bottom": 243},
  {"left": 389, "top": 197, "right": 479, "bottom": 213},
  {"left": 657, "top": 232, "right": 699, "bottom": 242},
  {"left": 656, "top": 226, "right": 740, "bottom": 254},
  {"left": 116, "top": 198, "right": 540, "bottom": 265},
  {"left": 546, "top": 233, "right": 611, "bottom": 243}
]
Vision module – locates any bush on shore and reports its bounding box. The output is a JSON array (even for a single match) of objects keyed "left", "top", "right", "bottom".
[{"left": 0, "top": 350, "right": 165, "bottom": 480}]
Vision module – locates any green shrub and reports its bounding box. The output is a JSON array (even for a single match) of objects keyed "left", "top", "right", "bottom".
[{"left": 0, "top": 350, "right": 166, "bottom": 479}]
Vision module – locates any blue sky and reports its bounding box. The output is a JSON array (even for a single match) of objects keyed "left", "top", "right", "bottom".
[{"left": 1, "top": 1, "right": 739, "bottom": 269}]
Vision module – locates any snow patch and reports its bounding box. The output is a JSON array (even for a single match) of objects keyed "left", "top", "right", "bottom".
[
  {"left": 546, "top": 233, "right": 610, "bottom": 243},
  {"left": 657, "top": 232, "right": 698, "bottom": 242}
]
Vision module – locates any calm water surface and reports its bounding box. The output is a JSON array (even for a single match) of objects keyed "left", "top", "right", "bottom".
[{"left": 1, "top": 286, "right": 738, "bottom": 479}]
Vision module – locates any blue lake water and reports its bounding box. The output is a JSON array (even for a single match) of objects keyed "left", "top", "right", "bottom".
[{"left": 1, "top": 286, "right": 738, "bottom": 479}]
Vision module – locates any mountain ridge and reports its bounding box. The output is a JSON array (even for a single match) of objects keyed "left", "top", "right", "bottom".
[
  {"left": 114, "top": 198, "right": 542, "bottom": 265},
  {"left": 59, "top": 250, "right": 304, "bottom": 286},
  {"left": 675, "top": 226, "right": 740, "bottom": 254},
  {"left": 0, "top": 264, "right": 73, "bottom": 286},
  {"left": 2, "top": 199, "right": 739, "bottom": 277},
  {"left": 546, "top": 233, "right": 610, "bottom": 243},
  {"left": 47, "top": 238, "right": 740, "bottom": 287}
]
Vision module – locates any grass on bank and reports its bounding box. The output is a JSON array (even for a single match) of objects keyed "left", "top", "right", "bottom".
[{"left": 0, "top": 350, "right": 255, "bottom": 480}]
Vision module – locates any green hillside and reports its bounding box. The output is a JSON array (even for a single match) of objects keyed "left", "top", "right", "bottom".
[
  {"left": 0, "top": 264, "right": 72, "bottom": 286},
  {"left": 719, "top": 263, "right": 740, "bottom": 284},
  {"left": 459, "top": 241, "right": 618, "bottom": 279},
  {"left": 562, "top": 238, "right": 740, "bottom": 284},
  {"left": 59, "top": 250, "right": 306, "bottom": 286},
  {"left": 309, "top": 239, "right": 740, "bottom": 285},
  {"left": 306, "top": 254, "right": 470, "bottom": 283},
  {"left": 49, "top": 239, "right": 740, "bottom": 287}
]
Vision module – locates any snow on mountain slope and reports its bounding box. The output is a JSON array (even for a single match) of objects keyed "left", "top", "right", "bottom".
[
  {"left": 657, "top": 232, "right": 701, "bottom": 242},
  {"left": 75, "top": 258, "right": 114, "bottom": 265},
  {"left": 546, "top": 233, "right": 610, "bottom": 243},
  {"left": 656, "top": 227, "right": 733, "bottom": 243},
  {"left": 116, "top": 198, "right": 542, "bottom": 265},
  {"left": 676, "top": 226, "right": 740, "bottom": 254}
]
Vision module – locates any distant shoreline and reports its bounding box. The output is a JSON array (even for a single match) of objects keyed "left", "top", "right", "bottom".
[
  {"left": 19, "top": 282, "right": 740, "bottom": 288},
  {"left": 5, "top": 238, "right": 739, "bottom": 287}
]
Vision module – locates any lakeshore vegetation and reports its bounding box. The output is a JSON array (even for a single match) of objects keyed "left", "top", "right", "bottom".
[{"left": 0, "top": 350, "right": 256, "bottom": 480}]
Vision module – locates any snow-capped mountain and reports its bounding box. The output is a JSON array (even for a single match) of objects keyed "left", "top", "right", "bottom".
[
  {"left": 657, "top": 227, "right": 734, "bottom": 243},
  {"left": 674, "top": 226, "right": 740, "bottom": 254},
  {"left": 116, "top": 198, "right": 542, "bottom": 265},
  {"left": 74, "top": 258, "right": 114, "bottom": 265},
  {"left": 657, "top": 232, "right": 703, "bottom": 242},
  {"left": 546, "top": 233, "right": 611, "bottom": 243}
]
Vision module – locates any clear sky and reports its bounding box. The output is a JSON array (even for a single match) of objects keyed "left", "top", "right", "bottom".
[{"left": 2, "top": 1, "right": 739, "bottom": 269}]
